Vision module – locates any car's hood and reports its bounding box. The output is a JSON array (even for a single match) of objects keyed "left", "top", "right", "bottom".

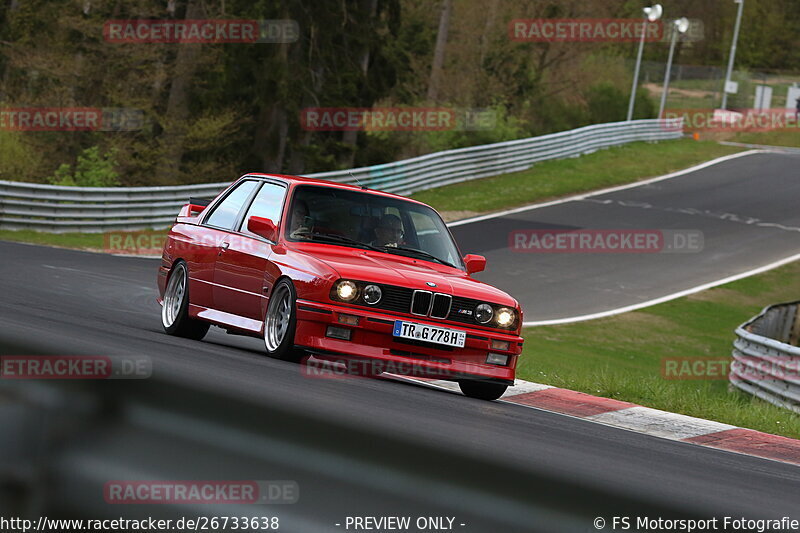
[{"left": 290, "top": 243, "right": 518, "bottom": 307}]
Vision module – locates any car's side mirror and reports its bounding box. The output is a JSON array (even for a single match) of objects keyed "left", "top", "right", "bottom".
[
  {"left": 247, "top": 216, "right": 278, "bottom": 242},
  {"left": 464, "top": 254, "right": 486, "bottom": 275}
]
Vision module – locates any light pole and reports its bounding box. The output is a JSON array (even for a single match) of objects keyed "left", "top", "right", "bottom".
[
  {"left": 720, "top": 0, "right": 745, "bottom": 110},
  {"left": 627, "top": 4, "right": 663, "bottom": 121},
  {"left": 658, "top": 17, "right": 690, "bottom": 118}
]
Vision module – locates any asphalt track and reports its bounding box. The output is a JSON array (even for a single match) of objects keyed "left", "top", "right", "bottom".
[
  {"left": 452, "top": 151, "right": 800, "bottom": 322},
  {"left": 1, "top": 151, "right": 800, "bottom": 526},
  {"left": 1, "top": 246, "right": 800, "bottom": 523}
]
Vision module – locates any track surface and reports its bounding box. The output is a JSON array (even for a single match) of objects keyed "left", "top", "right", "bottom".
[
  {"left": 2, "top": 152, "right": 800, "bottom": 523},
  {"left": 0, "top": 241, "right": 799, "bottom": 523},
  {"left": 453, "top": 152, "right": 800, "bottom": 321}
]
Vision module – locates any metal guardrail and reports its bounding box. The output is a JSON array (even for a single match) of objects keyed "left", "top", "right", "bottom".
[
  {"left": 731, "top": 301, "right": 800, "bottom": 414},
  {"left": 0, "top": 119, "right": 682, "bottom": 233}
]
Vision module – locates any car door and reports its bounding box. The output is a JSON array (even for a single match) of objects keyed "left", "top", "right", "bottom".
[
  {"left": 212, "top": 180, "right": 288, "bottom": 324},
  {"left": 199, "top": 179, "right": 260, "bottom": 315}
]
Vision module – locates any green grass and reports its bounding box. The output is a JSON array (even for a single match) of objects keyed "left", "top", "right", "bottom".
[
  {"left": 412, "top": 139, "right": 743, "bottom": 214},
  {"left": 732, "top": 129, "right": 800, "bottom": 148},
  {"left": 0, "top": 229, "right": 106, "bottom": 249},
  {"left": 517, "top": 261, "right": 800, "bottom": 439},
  {"left": 0, "top": 228, "right": 168, "bottom": 253}
]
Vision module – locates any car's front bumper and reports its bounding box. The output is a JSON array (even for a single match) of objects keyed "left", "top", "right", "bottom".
[{"left": 293, "top": 299, "right": 523, "bottom": 384}]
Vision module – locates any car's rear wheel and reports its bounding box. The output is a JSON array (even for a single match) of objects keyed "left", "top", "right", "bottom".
[
  {"left": 161, "top": 261, "right": 210, "bottom": 340},
  {"left": 458, "top": 380, "right": 508, "bottom": 401},
  {"left": 264, "top": 279, "right": 303, "bottom": 362}
]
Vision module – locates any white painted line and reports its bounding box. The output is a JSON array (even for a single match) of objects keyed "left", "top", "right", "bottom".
[
  {"left": 447, "top": 150, "right": 767, "bottom": 228},
  {"left": 523, "top": 250, "right": 800, "bottom": 326},
  {"left": 585, "top": 406, "right": 737, "bottom": 440}
]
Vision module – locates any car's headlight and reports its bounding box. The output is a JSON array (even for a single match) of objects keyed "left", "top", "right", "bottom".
[
  {"left": 496, "top": 307, "right": 516, "bottom": 327},
  {"left": 363, "top": 284, "right": 382, "bottom": 305},
  {"left": 335, "top": 280, "right": 358, "bottom": 302},
  {"left": 474, "top": 303, "right": 493, "bottom": 324}
]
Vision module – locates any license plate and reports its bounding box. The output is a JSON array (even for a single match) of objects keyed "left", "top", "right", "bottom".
[{"left": 392, "top": 320, "right": 466, "bottom": 348}]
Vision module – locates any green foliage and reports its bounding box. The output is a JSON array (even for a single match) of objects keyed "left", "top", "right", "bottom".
[
  {"left": 587, "top": 82, "right": 628, "bottom": 124},
  {"left": 0, "top": 0, "right": 796, "bottom": 185},
  {"left": 0, "top": 130, "right": 39, "bottom": 180},
  {"left": 48, "top": 146, "right": 120, "bottom": 187},
  {"left": 586, "top": 83, "right": 655, "bottom": 123},
  {"left": 411, "top": 105, "right": 527, "bottom": 153}
]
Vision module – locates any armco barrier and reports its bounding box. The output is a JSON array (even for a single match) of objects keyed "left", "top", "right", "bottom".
[
  {"left": 731, "top": 301, "right": 800, "bottom": 414},
  {"left": 0, "top": 119, "right": 682, "bottom": 233}
]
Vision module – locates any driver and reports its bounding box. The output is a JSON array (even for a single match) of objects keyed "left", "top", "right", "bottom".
[
  {"left": 372, "top": 214, "right": 404, "bottom": 248},
  {"left": 289, "top": 199, "right": 312, "bottom": 239}
]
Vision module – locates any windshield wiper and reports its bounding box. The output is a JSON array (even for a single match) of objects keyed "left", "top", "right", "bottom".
[
  {"left": 382, "top": 245, "right": 458, "bottom": 269},
  {"left": 308, "top": 232, "right": 383, "bottom": 252}
]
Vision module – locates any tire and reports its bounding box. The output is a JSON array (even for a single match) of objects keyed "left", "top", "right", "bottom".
[
  {"left": 458, "top": 380, "right": 508, "bottom": 401},
  {"left": 161, "top": 261, "right": 210, "bottom": 340},
  {"left": 263, "top": 279, "right": 304, "bottom": 362}
]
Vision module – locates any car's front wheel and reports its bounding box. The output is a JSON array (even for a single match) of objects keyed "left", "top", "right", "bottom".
[
  {"left": 161, "top": 261, "right": 210, "bottom": 340},
  {"left": 458, "top": 380, "right": 508, "bottom": 401},
  {"left": 264, "top": 279, "right": 304, "bottom": 362}
]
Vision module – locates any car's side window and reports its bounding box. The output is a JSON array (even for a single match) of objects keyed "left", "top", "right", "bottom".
[
  {"left": 204, "top": 180, "right": 258, "bottom": 230},
  {"left": 240, "top": 182, "right": 287, "bottom": 235}
]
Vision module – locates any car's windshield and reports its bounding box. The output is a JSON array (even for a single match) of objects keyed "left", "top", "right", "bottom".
[{"left": 285, "top": 185, "right": 464, "bottom": 270}]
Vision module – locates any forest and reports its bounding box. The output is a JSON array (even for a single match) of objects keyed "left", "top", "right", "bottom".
[{"left": 0, "top": 0, "right": 798, "bottom": 186}]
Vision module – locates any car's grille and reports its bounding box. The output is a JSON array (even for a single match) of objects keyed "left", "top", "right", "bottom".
[
  {"left": 447, "top": 296, "right": 480, "bottom": 325},
  {"left": 344, "top": 282, "right": 511, "bottom": 329},
  {"left": 373, "top": 285, "right": 413, "bottom": 314},
  {"left": 411, "top": 290, "right": 433, "bottom": 315},
  {"left": 430, "top": 293, "right": 452, "bottom": 319}
]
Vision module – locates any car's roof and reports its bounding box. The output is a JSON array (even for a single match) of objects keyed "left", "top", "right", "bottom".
[{"left": 242, "top": 172, "right": 427, "bottom": 206}]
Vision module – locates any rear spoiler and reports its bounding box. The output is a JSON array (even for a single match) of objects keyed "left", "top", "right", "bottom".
[
  {"left": 177, "top": 197, "right": 214, "bottom": 220},
  {"left": 189, "top": 197, "right": 213, "bottom": 208}
]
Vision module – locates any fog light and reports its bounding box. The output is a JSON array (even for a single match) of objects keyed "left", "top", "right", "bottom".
[
  {"left": 338, "top": 313, "right": 360, "bottom": 326},
  {"left": 326, "top": 326, "right": 352, "bottom": 340},
  {"left": 486, "top": 353, "right": 509, "bottom": 366},
  {"left": 363, "top": 284, "right": 382, "bottom": 305},
  {"left": 490, "top": 339, "right": 510, "bottom": 351},
  {"left": 475, "top": 303, "right": 493, "bottom": 324}
]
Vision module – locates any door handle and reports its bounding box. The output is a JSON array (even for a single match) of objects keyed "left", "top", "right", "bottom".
[{"left": 219, "top": 242, "right": 230, "bottom": 255}]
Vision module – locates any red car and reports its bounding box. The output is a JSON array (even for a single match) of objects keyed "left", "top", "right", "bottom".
[{"left": 157, "top": 173, "right": 524, "bottom": 400}]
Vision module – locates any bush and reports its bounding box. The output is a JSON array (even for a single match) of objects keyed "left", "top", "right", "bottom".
[
  {"left": 48, "top": 146, "right": 120, "bottom": 187},
  {"left": 586, "top": 82, "right": 655, "bottom": 123},
  {"left": 0, "top": 130, "right": 39, "bottom": 180}
]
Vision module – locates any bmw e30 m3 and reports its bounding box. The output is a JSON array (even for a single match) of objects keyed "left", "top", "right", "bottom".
[{"left": 157, "top": 173, "right": 523, "bottom": 400}]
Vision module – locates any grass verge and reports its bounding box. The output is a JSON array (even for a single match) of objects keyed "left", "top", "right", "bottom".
[
  {"left": 516, "top": 261, "right": 800, "bottom": 440},
  {"left": 731, "top": 130, "right": 800, "bottom": 148},
  {"left": 411, "top": 138, "right": 744, "bottom": 215},
  {"left": 0, "top": 229, "right": 167, "bottom": 253}
]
